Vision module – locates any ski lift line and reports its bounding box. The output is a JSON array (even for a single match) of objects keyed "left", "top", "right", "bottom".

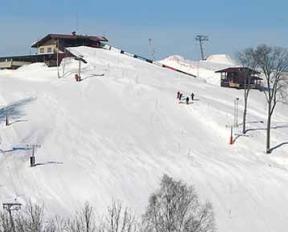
[{"left": 103, "top": 45, "right": 196, "bottom": 78}]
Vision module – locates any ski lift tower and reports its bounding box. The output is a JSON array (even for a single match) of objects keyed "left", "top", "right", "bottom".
[
  {"left": 195, "top": 35, "right": 208, "bottom": 60},
  {"left": 26, "top": 144, "right": 41, "bottom": 167},
  {"left": 3, "top": 202, "right": 22, "bottom": 232}
]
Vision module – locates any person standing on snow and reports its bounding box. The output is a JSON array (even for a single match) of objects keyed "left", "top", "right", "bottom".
[
  {"left": 186, "top": 96, "right": 189, "bottom": 105},
  {"left": 177, "top": 91, "right": 180, "bottom": 99},
  {"left": 191, "top": 92, "right": 194, "bottom": 101}
]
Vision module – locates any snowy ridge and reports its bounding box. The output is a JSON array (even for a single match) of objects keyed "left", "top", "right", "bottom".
[
  {"left": 206, "top": 54, "right": 236, "bottom": 65},
  {"left": 0, "top": 47, "right": 287, "bottom": 232},
  {"left": 159, "top": 54, "right": 237, "bottom": 85}
]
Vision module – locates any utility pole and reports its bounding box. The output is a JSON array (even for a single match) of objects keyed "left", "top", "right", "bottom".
[
  {"left": 3, "top": 203, "right": 22, "bottom": 232},
  {"left": 195, "top": 35, "right": 208, "bottom": 60}
]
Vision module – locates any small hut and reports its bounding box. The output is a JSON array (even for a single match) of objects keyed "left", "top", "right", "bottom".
[{"left": 215, "top": 67, "right": 262, "bottom": 89}]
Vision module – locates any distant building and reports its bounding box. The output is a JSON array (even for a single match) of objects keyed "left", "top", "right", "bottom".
[
  {"left": 0, "top": 32, "right": 108, "bottom": 69},
  {"left": 215, "top": 67, "right": 262, "bottom": 89},
  {"left": 31, "top": 32, "right": 108, "bottom": 55}
]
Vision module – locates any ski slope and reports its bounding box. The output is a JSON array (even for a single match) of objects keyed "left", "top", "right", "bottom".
[{"left": 0, "top": 47, "right": 287, "bottom": 232}]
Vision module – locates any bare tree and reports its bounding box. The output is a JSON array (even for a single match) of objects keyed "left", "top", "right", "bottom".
[
  {"left": 14, "top": 201, "right": 44, "bottom": 232},
  {"left": 66, "top": 203, "right": 96, "bottom": 232},
  {"left": 253, "top": 45, "right": 288, "bottom": 153},
  {"left": 44, "top": 216, "right": 66, "bottom": 232},
  {"left": 237, "top": 48, "right": 259, "bottom": 134},
  {"left": 98, "top": 201, "right": 139, "bottom": 232},
  {"left": 143, "top": 175, "right": 215, "bottom": 232}
]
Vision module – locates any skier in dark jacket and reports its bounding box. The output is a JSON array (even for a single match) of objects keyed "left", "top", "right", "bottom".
[
  {"left": 177, "top": 91, "right": 180, "bottom": 99},
  {"left": 186, "top": 96, "right": 189, "bottom": 105},
  {"left": 191, "top": 93, "right": 194, "bottom": 101},
  {"left": 179, "top": 93, "right": 183, "bottom": 100}
]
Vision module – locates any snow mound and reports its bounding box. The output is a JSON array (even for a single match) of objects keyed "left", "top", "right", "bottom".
[
  {"left": 206, "top": 54, "right": 236, "bottom": 65},
  {"left": 163, "top": 55, "right": 186, "bottom": 63}
]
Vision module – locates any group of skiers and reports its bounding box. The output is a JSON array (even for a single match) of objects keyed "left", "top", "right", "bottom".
[{"left": 177, "top": 91, "right": 195, "bottom": 104}]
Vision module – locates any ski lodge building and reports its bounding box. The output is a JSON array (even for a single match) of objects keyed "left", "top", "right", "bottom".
[
  {"left": 215, "top": 67, "right": 262, "bottom": 89},
  {"left": 31, "top": 32, "right": 108, "bottom": 55},
  {"left": 0, "top": 32, "right": 108, "bottom": 69}
]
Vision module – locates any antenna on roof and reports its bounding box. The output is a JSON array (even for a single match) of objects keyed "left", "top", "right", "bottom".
[{"left": 195, "top": 35, "right": 208, "bottom": 60}]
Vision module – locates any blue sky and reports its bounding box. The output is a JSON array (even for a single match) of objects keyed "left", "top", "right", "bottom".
[{"left": 1, "top": 0, "right": 287, "bottom": 59}]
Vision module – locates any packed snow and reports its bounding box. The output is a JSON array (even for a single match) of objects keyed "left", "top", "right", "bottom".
[{"left": 0, "top": 46, "right": 287, "bottom": 232}]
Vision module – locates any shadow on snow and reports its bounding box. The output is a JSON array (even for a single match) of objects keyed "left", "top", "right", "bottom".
[{"left": 0, "top": 97, "right": 36, "bottom": 125}]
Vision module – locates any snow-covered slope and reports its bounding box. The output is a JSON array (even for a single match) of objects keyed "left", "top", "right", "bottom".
[
  {"left": 159, "top": 54, "right": 237, "bottom": 85},
  {"left": 0, "top": 47, "right": 287, "bottom": 232}
]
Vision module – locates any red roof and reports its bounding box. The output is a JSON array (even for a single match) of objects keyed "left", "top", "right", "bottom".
[{"left": 31, "top": 33, "right": 108, "bottom": 48}]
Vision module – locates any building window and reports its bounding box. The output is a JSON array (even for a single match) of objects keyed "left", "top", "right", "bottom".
[
  {"left": 39, "top": 48, "right": 44, "bottom": 53},
  {"left": 47, "top": 47, "right": 52, "bottom": 53}
]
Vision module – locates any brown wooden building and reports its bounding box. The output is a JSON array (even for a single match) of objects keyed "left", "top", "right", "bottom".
[
  {"left": 31, "top": 33, "right": 108, "bottom": 54},
  {"left": 215, "top": 67, "right": 262, "bottom": 89},
  {"left": 0, "top": 33, "right": 108, "bottom": 69}
]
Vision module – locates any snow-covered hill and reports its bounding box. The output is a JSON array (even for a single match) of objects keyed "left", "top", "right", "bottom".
[
  {"left": 159, "top": 54, "right": 237, "bottom": 85},
  {"left": 0, "top": 47, "right": 287, "bottom": 232}
]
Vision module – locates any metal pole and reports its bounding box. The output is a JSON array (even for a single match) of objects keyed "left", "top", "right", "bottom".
[
  {"left": 32, "top": 145, "right": 35, "bottom": 157},
  {"left": 229, "top": 126, "right": 234, "bottom": 145},
  {"left": 195, "top": 35, "right": 208, "bottom": 60},
  {"left": 78, "top": 59, "right": 81, "bottom": 76},
  {"left": 57, "top": 39, "right": 60, "bottom": 78},
  {"left": 236, "top": 98, "right": 239, "bottom": 127},
  {"left": 148, "top": 38, "right": 155, "bottom": 61},
  {"left": 5, "top": 112, "right": 9, "bottom": 126},
  {"left": 234, "top": 98, "right": 239, "bottom": 127},
  {"left": 199, "top": 40, "right": 204, "bottom": 60}
]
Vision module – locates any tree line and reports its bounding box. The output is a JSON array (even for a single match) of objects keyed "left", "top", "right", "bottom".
[{"left": 0, "top": 175, "right": 216, "bottom": 232}]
